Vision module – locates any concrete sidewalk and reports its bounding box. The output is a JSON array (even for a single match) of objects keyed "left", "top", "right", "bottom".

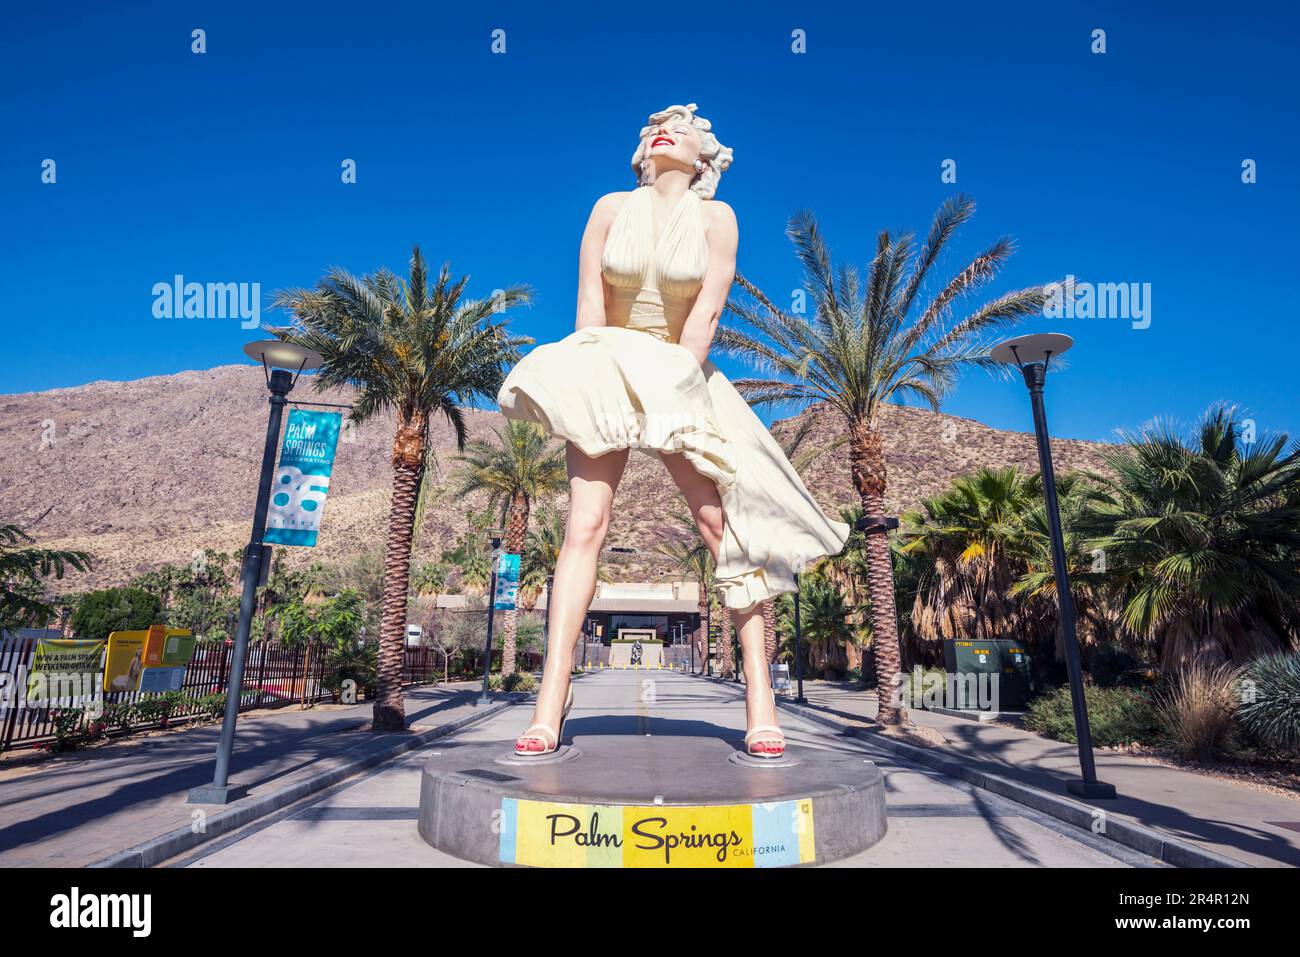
[
  {"left": 183, "top": 669, "right": 1154, "bottom": 868},
  {"left": 0, "top": 682, "right": 515, "bottom": 867},
  {"left": 779, "top": 678, "right": 1300, "bottom": 868}
]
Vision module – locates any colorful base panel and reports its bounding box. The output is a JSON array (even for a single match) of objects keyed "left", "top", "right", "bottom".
[{"left": 498, "top": 797, "right": 816, "bottom": 868}]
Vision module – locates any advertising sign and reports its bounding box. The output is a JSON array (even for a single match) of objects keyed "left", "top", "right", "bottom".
[
  {"left": 493, "top": 552, "right": 521, "bottom": 611},
  {"left": 263, "top": 409, "right": 342, "bottom": 547},
  {"left": 498, "top": 798, "right": 815, "bottom": 868},
  {"left": 104, "top": 630, "right": 149, "bottom": 693},
  {"left": 25, "top": 639, "right": 105, "bottom": 704},
  {"left": 140, "top": 625, "right": 196, "bottom": 693}
]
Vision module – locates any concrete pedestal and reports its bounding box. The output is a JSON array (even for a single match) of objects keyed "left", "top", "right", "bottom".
[{"left": 417, "top": 733, "right": 887, "bottom": 868}]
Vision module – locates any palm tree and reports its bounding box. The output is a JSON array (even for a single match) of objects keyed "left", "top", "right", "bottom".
[
  {"left": 776, "top": 572, "right": 854, "bottom": 678},
  {"left": 761, "top": 417, "right": 845, "bottom": 665},
  {"left": 655, "top": 511, "right": 715, "bottom": 674},
  {"left": 717, "top": 604, "right": 734, "bottom": 679},
  {"left": 0, "top": 524, "right": 92, "bottom": 631},
  {"left": 520, "top": 506, "right": 565, "bottom": 657},
  {"left": 411, "top": 561, "right": 448, "bottom": 597},
  {"left": 1079, "top": 405, "right": 1300, "bottom": 666},
  {"left": 451, "top": 420, "right": 566, "bottom": 675},
  {"left": 272, "top": 247, "right": 530, "bottom": 731},
  {"left": 900, "top": 467, "right": 1043, "bottom": 643},
  {"left": 719, "top": 195, "right": 1050, "bottom": 723}
]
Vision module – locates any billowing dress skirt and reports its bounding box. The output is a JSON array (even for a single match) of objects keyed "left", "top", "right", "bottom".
[{"left": 497, "top": 324, "right": 850, "bottom": 611}]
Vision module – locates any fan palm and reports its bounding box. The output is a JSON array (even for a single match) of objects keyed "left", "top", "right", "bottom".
[
  {"left": 1079, "top": 405, "right": 1300, "bottom": 665},
  {"left": 272, "top": 246, "right": 530, "bottom": 730},
  {"left": 901, "top": 467, "right": 1043, "bottom": 642},
  {"left": 451, "top": 421, "right": 566, "bottom": 675},
  {"left": 719, "top": 195, "right": 1051, "bottom": 722},
  {"left": 776, "top": 572, "right": 853, "bottom": 678}
]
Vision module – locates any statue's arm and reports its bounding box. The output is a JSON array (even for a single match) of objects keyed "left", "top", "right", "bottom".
[
  {"left": 575, "top": 193, "right": 623, "bottom": 331},
  {"left": 678, "top": 200, "right": 738, "bottom": 366}
]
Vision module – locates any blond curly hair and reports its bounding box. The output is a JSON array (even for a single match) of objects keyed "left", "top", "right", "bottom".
[{"left": 630, "top": 103, "right": 734, "bottom": 200}]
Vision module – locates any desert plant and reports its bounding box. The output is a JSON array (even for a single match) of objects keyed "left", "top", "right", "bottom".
[
  {"left": 1156, "top": 660, "right": 1242, "bottom": 761},
  {"left": 1235, "top": 652, "right": 1300, "bottom": 754},
  {"left": 489, "top": 671, "right": 536, "bottom": 693},
  {"left": 1024, "top": 684, "right": 1161, "bottom": 747}
]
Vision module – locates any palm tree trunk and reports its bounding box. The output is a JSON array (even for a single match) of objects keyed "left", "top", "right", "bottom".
[
  {"left": 761, "top": 599, "right": 777, "bottom": 664},
  {"left": 500, "top": 491, "right": 529, "bottom": 677},
  {"left": 850, "top": 420, "right": 907, "bottom": 725},
  {"left": 719, "top": 606, "right": 734, "bottom": 679},
  {"left": 694, "top": 594, "right": 707, "bottom": 674},
  {"left": 373, "top": 422, "right": 425, "bottom": 731}
]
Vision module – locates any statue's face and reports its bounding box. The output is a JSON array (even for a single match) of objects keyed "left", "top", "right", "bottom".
[{"left": 642, "top": 115, "right": 703, "bottom": 171}]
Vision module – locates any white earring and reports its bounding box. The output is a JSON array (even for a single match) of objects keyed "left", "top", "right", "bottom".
[{"left": 694, "top": 159, "right": 708, "bottom": 174}]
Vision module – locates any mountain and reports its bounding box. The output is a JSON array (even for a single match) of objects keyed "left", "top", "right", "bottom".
[{"left": 0, "top": 364, "right": 1110, "bottom": 591}]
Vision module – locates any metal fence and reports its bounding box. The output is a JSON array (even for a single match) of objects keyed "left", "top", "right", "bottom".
[{"left": 1, "top": 636, "right": 439, "bottom": 750}]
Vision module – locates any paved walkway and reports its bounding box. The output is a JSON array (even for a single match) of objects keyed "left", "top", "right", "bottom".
[
  {"left": 0, "top": 682, "right": 503, "bottom": 867},
  {"left": 782, "top": 679, "right": 1300, "bottom": 868},
  {"left": 180, "top": 670, "right": 1155, "bottom": 868}
]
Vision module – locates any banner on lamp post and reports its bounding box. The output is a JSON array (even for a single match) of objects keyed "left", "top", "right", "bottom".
[
  {"left": 264, "top": 409, "right": 342, "bottom": 547},
  {"left": 493, "top": 553, "right": 521, "bottom": 610}
]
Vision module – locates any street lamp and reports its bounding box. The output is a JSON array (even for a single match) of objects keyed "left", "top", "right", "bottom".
[
  {"left": 188, "top": 339, "right": 323, "bottom": 805},
  {"left": 991, "top": 332, "right": 1116, "bottom": 800},
  {"left": 478, "top": 528, "right": 505, "bottom": 704},
  {"left": 793, "top": 573, "right": 806, "bottom": 703}
]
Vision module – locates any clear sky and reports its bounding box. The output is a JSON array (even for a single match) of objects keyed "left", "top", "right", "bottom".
[{"left": 2, "top": 1, "right": 1296, "bottom": 443}]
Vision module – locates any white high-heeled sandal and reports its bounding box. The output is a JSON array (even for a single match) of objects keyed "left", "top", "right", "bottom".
[
  {"left": 745, "top": 688, "right": 785, "bottom": 758},
  {"left": 515, "top": 683, "right": 574, "bottom": 756}
]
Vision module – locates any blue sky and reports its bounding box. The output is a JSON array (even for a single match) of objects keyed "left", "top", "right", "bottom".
[{"left": 2, "top": 1, "right": 1296, "bottom": 443}]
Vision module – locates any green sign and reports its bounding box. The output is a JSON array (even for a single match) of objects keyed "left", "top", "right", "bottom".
[{"left": 26, "top": 638, "right": 105, "bottom": 704}]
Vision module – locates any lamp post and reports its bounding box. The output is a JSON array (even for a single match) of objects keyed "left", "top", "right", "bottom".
[
  {"left": 991, "top": 332, "right": 1116, "bottom": 800},
  {"left": 477, "top": 529, "right": 505, "bottom": 704},
  {"left": 188, "top": 340, "right": 322, "bottom": 805},
  {"left": 793, "top": 573, "right": 806, "bottom": 704}
]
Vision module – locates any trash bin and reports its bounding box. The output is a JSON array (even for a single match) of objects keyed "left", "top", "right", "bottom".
[{"left": 942, "top": 639, "right": 1033, "bottom": 711}]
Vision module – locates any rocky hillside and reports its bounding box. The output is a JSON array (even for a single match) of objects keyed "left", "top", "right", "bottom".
[{"left": 0, "top": 364, "right": 1110, "bottom": 590}]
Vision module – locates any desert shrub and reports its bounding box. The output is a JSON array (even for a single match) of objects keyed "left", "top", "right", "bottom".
[
  {"left": 1235, "top": 652, "right": 1300, "bottom": 754},
  {"left": 133, "top": 691, "right": 186, "bottom": 727},
  {"left": 46, "top": 708, "right": 93, "bottom": 752},
  {"left": 1024, "top": 684, "right": 1161, "bottom": 747},
  {"left": 102, "top": 701, "right": 138, "bottom": 735},
  {"left": 70, "top": 587, "right": 160, "bottom": 641},
  {"left": 1156, "top": 661, "right": 1241, "bottom": 761},
  {"left": 189, "top": 692, "right": 227, "bottom": 723},
  {"left": 489, "top": 671, "right": 536, "bottom": 693}
]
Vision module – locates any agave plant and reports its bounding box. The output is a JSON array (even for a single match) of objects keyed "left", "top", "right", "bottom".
[{"left": 1236, "top": 651, "right": 1300, "bottom": 753}]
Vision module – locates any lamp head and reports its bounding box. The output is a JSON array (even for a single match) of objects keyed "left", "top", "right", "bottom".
[
  {"left": 990, "top": 332, "right": 1073, "bottom": 369},
  {"left": 242, "top": 339, "right": 324, "bottom": 372}
]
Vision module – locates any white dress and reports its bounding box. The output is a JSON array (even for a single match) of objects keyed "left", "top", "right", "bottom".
[{"left": 498, "top": 186, "right": 849, "bottom": 610}]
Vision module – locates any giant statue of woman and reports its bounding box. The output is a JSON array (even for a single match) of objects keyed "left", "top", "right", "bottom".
[{"left": 499, "top": 103, "right": 850, "bottom": 759}]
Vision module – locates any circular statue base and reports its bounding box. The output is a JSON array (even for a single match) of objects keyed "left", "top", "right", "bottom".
[{"left": 417, "top": 734, "right": 887, "bottom": 868}]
